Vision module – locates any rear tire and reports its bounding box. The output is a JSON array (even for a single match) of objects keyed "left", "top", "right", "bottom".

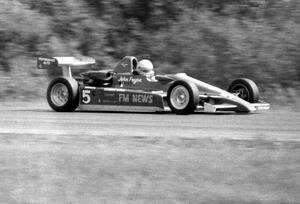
[
  {"left": 47, "top": 77, "right": 79, "bottom": 112},
  {"left": 228, "top": 78, "right": 259, "bottom": 103},
  {"left": 167, "top": 81, "right": 199, "bottom": 114}
]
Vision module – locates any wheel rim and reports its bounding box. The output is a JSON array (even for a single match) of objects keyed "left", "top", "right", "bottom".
[
  {"left": 50, "top": 83, "right": 69, "bottom": 107},
  {"left": 170, "top": 85, "right": 190, "bottom": 110},
  {"left": 231, "top": 84, "right": 250, "bottom": 101}
]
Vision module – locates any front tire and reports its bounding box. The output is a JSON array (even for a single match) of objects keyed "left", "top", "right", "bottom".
[
  {"left": 167, "top": 81, "right": 199, "bottom": 114},
  {"left": 47, "top": 77, "right": 79, "bottom": 112},
  {"left": 228, "top": 78, "right": 259, "bottom": 103}
]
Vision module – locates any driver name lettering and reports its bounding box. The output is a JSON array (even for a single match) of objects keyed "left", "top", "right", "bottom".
[
  {"left": 119, "top": 93, "right": 153, "bottom": 104},
  {"left": 118, "top": 76, "right": 142, "bottom": 84}
]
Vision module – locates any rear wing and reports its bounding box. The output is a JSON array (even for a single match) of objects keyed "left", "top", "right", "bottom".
[{"left": 37, "top": 56, "right": 96, "bottom": 77}]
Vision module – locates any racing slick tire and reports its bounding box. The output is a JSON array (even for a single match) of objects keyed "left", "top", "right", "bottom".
[
  {"left": 228, "top": 78, "right": 259, "bottom": 103},
  {"left": 47, "top": 77, "right": 79, "bottom": 112},
  {"left": 167, "top": 81, "right": 199, "bottom": 115}
]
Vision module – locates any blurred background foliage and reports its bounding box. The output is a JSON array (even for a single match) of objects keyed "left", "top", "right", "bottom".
[{"left": 0, "top": 0, "right": 299, "bottom": 107}]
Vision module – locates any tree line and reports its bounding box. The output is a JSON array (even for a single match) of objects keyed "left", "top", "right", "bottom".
[{"left": 0, "top": 0, "right": 299, "bottom": 102}]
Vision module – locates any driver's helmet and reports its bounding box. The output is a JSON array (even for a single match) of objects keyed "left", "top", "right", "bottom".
[{"left": 136, "top": 59, "right": 154, "bottom": 77}]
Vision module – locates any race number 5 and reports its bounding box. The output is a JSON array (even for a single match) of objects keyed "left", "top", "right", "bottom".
[{"left": 82, "top": 90, "right": 91, "bottom": 104}]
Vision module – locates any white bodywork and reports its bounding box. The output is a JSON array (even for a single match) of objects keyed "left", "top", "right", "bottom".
[
  {"left": 54, "top": 57, "right": 96, "bottom": 78},
  {"left": 53, "top": 57, "right": 96, "bottom": 67},
  {"left": 174, "top": 73, "right": 270, "bottom": 112}
]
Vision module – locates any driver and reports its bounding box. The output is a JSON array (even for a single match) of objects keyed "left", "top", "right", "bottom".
[{"left": 136, "top": 59, "right": 155, "bottom": 78}]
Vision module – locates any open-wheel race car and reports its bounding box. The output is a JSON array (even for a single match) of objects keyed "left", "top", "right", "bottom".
[{"left": 37, "top": 56, "right": 270, "bottom": 114}]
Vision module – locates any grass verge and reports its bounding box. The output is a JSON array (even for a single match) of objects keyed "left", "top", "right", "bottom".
[{"left": 0, "top": 135, "right": 299, "bottom": 203}]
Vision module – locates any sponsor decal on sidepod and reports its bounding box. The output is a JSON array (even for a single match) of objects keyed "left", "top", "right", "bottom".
[{"left": 119, "top": 93, "right": 153, "bottom": 104}]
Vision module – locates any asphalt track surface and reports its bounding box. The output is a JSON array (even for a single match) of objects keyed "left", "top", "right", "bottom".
[{"left": 0, "top": 102, "right": 299, "bottom": 142}]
